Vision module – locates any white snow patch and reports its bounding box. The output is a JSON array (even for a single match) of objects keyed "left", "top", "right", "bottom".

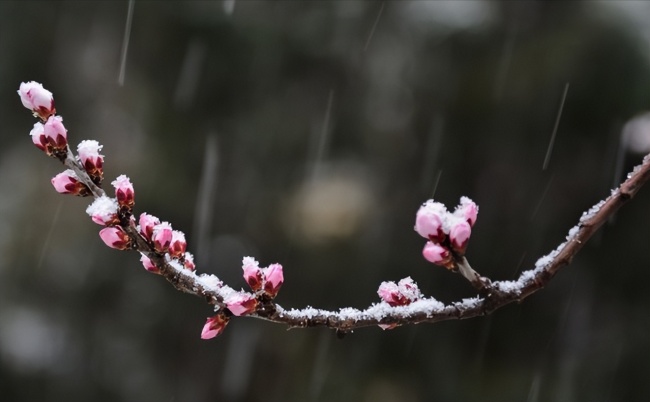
[{"left": 85, "top": 195, "right": 118, "bottom": 218}]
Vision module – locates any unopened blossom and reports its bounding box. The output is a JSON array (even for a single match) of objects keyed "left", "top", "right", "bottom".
[
  {"left": 225, "top": 292, "right": 258, "bottom": 316},
  {"left": 168, "top": 230, "right": 187, "bottom": 259},
  {"left": 140, "top": 254, "right": 160, "bottom": 274},
  {"left": 86, "top": 195, "right": 119, "bottom": 226},
  {"left": 18, "top": 81, "right": 55, "bottom": 120},
  {"left": 201, "top": 313, "right": 229, "bottom": 339},
  {"left": 112, "top": 175, "right": 134, "bottom": 209},
  {"left": 377, "top": 281, "right": 409, "bottom": 307},
  {"left": 51, "top": 170, "right": 90, "bottom": 196},
  {"left": 99, "top": 227, "right": 131, "bottom": 250},
  {"left": 415, "top": 200, "right": 447, "bottom": 242},
  {"left": 30, "top": 117, "right": 68, "bottom": 158},
  {"left": 449, "top": 218, "right": 471, "bottom": 255},
  {"left": 242, "top": 257, "right": 263, "bottom": 292},
  {"left": 454, "top": 197, "right": 478, "bottom": 227},
  {"left": 422, "top": 241, "right": 453, "bottom": 268},
  {"left": 77, "top": 140, "right": 104, "bottom": 184},
  {"left": 138, "top": 213, "right": 160, "bottom": 242},
  {"left": 152, "top": 222, "right": 173, "bottom": 253},
  {"left": 263, "top": 263, "right": 284, "bottom": 298}
]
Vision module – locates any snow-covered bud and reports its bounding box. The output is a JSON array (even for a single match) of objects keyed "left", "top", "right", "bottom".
[
  {"left": 152, "top": 222, "right": 173, "bottom": 253},
  {"left": 168, "top": 230, "right": 187, "bottom": 259},
  {"left": 140, "top": 254, "right": 161, "bottom": 274},
  {"left": 51, "top": 170, "right": 90, "bottom": 196},
  {"left": 377, "top": 281, "right": 409, "bottom": 307},
  {"left": 43, "top": 115, "right": 67, "bottom": 150},
  {"left": 454, "top": 196, "right": 478, "bottom": 227},
  {"left": 225, "top": 292, "right": 258, "bottom": 316},
  {"left": 138, "top": 213, "right": 160, "bottom": 242},
  {"left": 183, "top": 252, "right": 196, "bottom": 271},
  {"left": 86, "top": 195, "right": 119, "bottom": 226},
  {"left": 30, "top": 122, "right": 47, "bottom": 153},
  {"left": 77, "top": 140, "right": 104, "bottom": 184},
  {"left": 99, "top": 227, "right": 131, "bottom": 250},
  {"left": 112, "top": 175, "right": 134, "bottom": 210},
  {"left": 201, "top": 313, "right": 229, "bottom": 340},
  {"left": 422, "top": 241, "right": 453, "bottom": 268},
  {"left": 377, "top": 277, "right": 421, "bottom": 307},
  {"left": 263, "top": 263, "right": 284, "bottom": 298},
  {"left": 415, "top": 200, "right": 447, "bottom": 242},
  {"left": 242, "top": 257, "right": 263, "bottom": 292},
  {"left": 18, "top": 81, "right": 55, "bottom": 120},
  {"left": 449, "top": 218, "right": 471, "bottom": 255}
]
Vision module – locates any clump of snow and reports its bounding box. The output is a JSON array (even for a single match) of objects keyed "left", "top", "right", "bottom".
[
  {"left": 579, "top": 199, "right": 606, "bottom": 223},
  {"left": 85, "top": 195, "right": 118, "bottom": 218}
]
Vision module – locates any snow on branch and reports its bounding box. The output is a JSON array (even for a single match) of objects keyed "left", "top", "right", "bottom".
[{"left": 18, "top": 81, "right": 650, "bottom": 339}]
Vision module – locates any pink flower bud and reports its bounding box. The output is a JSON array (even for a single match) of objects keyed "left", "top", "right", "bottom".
[
  {"left": 263, "top": 263, "right": 284, "bottom": 298},
  {"left": 454, "top": 196, "right": 478, "bottom": 227},
  {"left": 422, "top": 241, "right": 452, "bottom": 267},
  {"left": 138, "top": 213, "right": 160, "bottom": 242},
  {"left": 378, "top": 322, "right": 400, "bottom": 331},
  {"left": 152, "top": 222, "right": 173, "bottom": 253},
  {"left": 377, "top": 281, "right": 409, "bottom": 306},
  {"left": 99, "top": 227, "right": 131, "bottom": 250},
  {"left": 201, "top": 313, "right": 229, "bottom": 340},
  {"left": 449, "top": 219, "right": 471, "bottom": 255},
  {"left": 43, "top": 115, "right": 68, "bottom": 150},
  {"left": 168, "top": 230, "right": 187, "bottom": 259},
  {"left": 18, "top": 81, "right": 55, "bottom": 120},
  {"left": 140, "top": 254, "right": 161, "bottom": 274},
  {"left": 225, "top": 292, "right": 258, "bottom": 316},
  {"left": 415, "top": 200, "right": 447, "bottom": 242},
  {"left": 183, "top": 252, "right": 196, "bottom": 271},
  {"left": 86, "top": 195, "right": 119, "bottom": 226},
  {"left": 30, "top": 122, "right": 47, "bottom": 152},
  {"left": 112, "top": 175, "right": 134, "bottom": 209},
  {"left": 242, "top": 257, "right": 263, "bottom": 292},
  {"left": 51, "top": 170, "right": 90, "bottom": 196},
  {"left": 77, "top": 140, "right": 104, "bottom": 184}
]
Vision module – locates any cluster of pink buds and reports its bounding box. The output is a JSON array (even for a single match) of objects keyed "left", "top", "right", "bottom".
[
  {"left": 415, "top": 197, "right": 478, "bottom": 269},
  {"left": 242, "top": 257, "right": 284, "bottom": 299},
  {"left": 377, "top": 277, "right": 423, "bottom": 330},
  {"left": 136, "top": 214, "right": 194, "bottom": 274}
]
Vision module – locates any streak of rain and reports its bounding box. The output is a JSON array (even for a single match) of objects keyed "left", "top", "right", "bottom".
[
  {"left": 420, "top": 115, "right": 444, "bottom": 195},
  {"left": 192, "top": 134, "right": 219, "bottom": 268},
  {"left": 542, "top": 83, "right": 570, "bottom": 170},
  {"left": 36, "top": 199, "right": 64, "bottom": 271},
  {"left": 117, "top": 0, "right": 135, "bottom": 86},
  {"left": 526, "top": 371, "right": 542, "bottom": 402},
  {"left": 309, "top": 332, "right": 332, "bottom": 402},
  {"left": 307, "top": 90, "right": 334, "bottom": 182},
  {"left": 530, "top": 175, "right": 554, "bottom": 220},
  {"left": 363, "top": 2, "right": 385, "bottom": 52},
  {"left": 174, "top": 39, "right": 207, "bottom": 110},
  {"left": 493, "top": 23, "right": 518, "bottom": 101},
  {"left": 223, "top": 0, "right": 236, "bottom": 16},
  {"left": 220, "top": 323, "right": 260, "bottom": 400}
]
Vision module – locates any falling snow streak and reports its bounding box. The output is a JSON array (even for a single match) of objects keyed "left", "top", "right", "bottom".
[
  {"left": 37, "top": 199, "right": 64, "bottom": 271},
  {"left": 118, "top": 0, "right": 135, "bottom": 86},
  {"left": 192, "top": 135, "right": 219, "bottom": 268},
  {"left": 308, "top": 90, "right": 334, "bottom": 182},
  {"left": 543, "top": 83, "right": 570, "bottom": 170},
  {"left": 530, "top": 174, "right": 554, "bottom": 220},
  {"left": 364, "top": 2, "right": 385, "bottom": 51}
]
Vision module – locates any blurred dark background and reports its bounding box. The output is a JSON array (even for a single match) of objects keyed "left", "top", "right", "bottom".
[{"left": 1, "top": 1, "right": 650, "bottom": 401}]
